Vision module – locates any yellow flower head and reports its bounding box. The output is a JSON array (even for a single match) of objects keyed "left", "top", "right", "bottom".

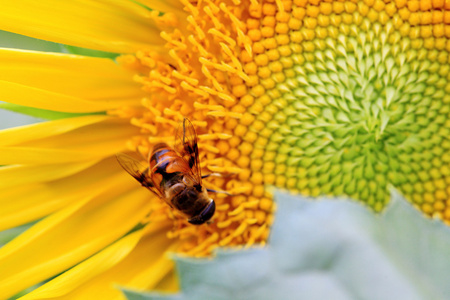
[{"left": 0, "top": 0, "right": 449, "bottom": 299}]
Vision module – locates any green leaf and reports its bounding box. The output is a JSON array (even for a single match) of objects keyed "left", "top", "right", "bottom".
[
  {"left": 0, "top": 30, "right": 61, "bottom": 52},
  {"left": 62, "top": 45, "right": 119, "bottom": 59},
  {"left": 0, "top": 221, "right": 36, "bottom": 247},
  {"left": 0, "top": 30, "right": 117, "bottom": 59},
  {"left": 0, "top": 103, "right": 104, "bottom": 120},
  {"left": 122, "top": 190, "right": 450, "bottom": 300}
]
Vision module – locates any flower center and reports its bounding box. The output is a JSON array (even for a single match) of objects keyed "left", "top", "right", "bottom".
[
  {"left": 112, "top": 0, "right": 450, "bottom": 252},
  {"left": 242, "top": 1, "right": 450, "bottom": 219}
]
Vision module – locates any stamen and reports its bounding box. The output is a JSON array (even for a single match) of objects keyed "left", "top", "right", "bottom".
[
  {"left": 160, "top": 31, "right": 187, "bottom": 50},
  {"left": 193, "top": 102, "right": 225, "bottom": 111},
  {"left": 180, "top": 81, "right": 209, "bottom": 97},
  {"left": 172, "top": 70, "right": 199, "bottom": 86},
  {"left": 119, "top": 0, "right": 280, "bottom": 258},
  {"left": 186, "top": 16, "right": 206, "bottom": 40},
  {"left": 207, "top": 111, "right": 242, "bottom": 118},
  {"left": 198, "top": 133, "right": 233, "bottom": 141}
]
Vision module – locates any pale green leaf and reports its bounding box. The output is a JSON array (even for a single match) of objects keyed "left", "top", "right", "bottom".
[
  {"left": 122, "top": 288, "right": 182, "bottom": 300},
  {"left": 0, "top": 103, "right": 104, "bottom": 120},
  {"left": 62, "top": 45, "right": 119, "bottom": 59},
  {"left": 0, "top": 221, "right": 35, "bottom": 247},
  {"left": 0, "top": 30, "right": 61, "bottom": 52},
  {"left": 122, "top": 190, "right": 450, "bottom": 300}
]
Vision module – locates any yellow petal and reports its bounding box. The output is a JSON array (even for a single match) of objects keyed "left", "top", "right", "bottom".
[
  {"left": 17, "top": 118, "right": 141, "bottom": 152},
  {"left": 155, "top": 270, "right": 178, "bottom": 292},
  {"left": 20, "top": 222, "right": 174, "bottom": 300},
  {"left": 0, "top": 115, "right": 110, "bottom": 146},
  {"left": 0, "top": 157, "right": 129, "bottom": 231},
  {"left": 0, "top": 183, "right": 152, "bottom": 299},
  {"left": 0, "top": 147, "right": 99, "bottom": 165},
  {"left": 0, "top": 79, "right": 125, "bottom": 113},
  {"left": 0, "top": 116, "right": 142, "bottom": 230},
  {"left": 0, "top": 0, "right": 163, "bottom": 53},
  {"left": 19, "top": 229, "right": 145, "bottom": 300},
  {"left": 0, "top": 49, "right": 144, "bottom": 103},
  {"left": 0, "top": 160, "right": 99, "bottom": 189},
  {"left": 136, "top": 0, "right": 183, "bottom": 13},
  {"left": 0, "top": 119, "right": 141, "bottom": 164}
]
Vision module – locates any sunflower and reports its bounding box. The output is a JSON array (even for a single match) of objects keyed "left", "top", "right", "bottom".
[{"left": 0, "top": 0, "right": 449, "bottom": 299}]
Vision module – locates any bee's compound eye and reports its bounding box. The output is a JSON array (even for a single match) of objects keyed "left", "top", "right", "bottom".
[{"left": 201, "top": 200, "right": 215, "bottom": 222}]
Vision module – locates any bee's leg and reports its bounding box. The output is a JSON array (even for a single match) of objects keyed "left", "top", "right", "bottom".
[{"left": 206, "top": 188, "right": 232, "bottom": 196}]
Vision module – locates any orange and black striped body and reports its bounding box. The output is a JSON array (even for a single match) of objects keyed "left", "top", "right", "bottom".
[
  {"left": 149, "top": 143, "right": 189, "bottom": 191},
  {"left": 149, "top": 143, "right": 213, "bottom": 222},
  {"left": 116, "top": 118, "right": 215, "bottom": 225}
]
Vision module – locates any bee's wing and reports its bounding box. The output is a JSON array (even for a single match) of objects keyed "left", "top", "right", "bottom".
[
  {"left": 116, "top": 153, "right": 163, "bottom": 198},
  {"left": 174, "top": 118, "right": 202, "bottom": 184}
]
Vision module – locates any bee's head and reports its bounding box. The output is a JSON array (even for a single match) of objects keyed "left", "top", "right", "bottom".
[{"left": 188, "top": 200, "right": 215, "bottom": 225}]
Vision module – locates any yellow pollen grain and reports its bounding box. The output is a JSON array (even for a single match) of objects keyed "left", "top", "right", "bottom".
[
  {"left": 199, "top": 143, "right": 220, "bottom": 154},
  {"left": 194, "top": 102, "right": 225, "bottom": 111},
  {"left": 180, "top": 81, "right": 209, "bottom": 97},
  {"left": 187, "top": 16, "right": 206, "bottom": 39},
  {"left": 201, "top": 67, "right": 225, "bottom": 92},
  {"left": 185, "top": 232, "right": 220, "bottom": 256},
  {"left": 217, "top": 219, "right": 233, "bottom": 228},
  {"left": 209, "top": 28, "right": 237, "bottom": 47},
  {"left": 220, "top": 43, "right": 244, "bottom": 70},
  {"left": 198, "top": 133, "right": 233, "bottom": 141},
  {"left": 232, "top": 222, "right": 249, "bottom": 238},
  {"left": 243, "top": 199, "right": 261, "bottom": 209},
  {"left": 218, "top": 93, "right": 237, "bottom": 103},
  {"left": 204, "top": 6, "right": 223, "bottom": 30},
  {"left": 172, "top": 70, "right": 199, "bottom": 86},
  {"left": 160, "top": 31, "right": 187, "bottom": 50},
  {"left": 168, "top": 49, "right": 188, "bottom": 72},
  {"left": 163, "top": 108, "right": 184, "bottom": 121}
]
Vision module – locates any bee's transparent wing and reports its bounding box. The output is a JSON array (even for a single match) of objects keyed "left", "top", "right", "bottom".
[
  {"left": 116, "top": 153, "right": 163, "bottom": 198},
  {"left": 174, "top": 118, "right": 202, "bottom": 185}
]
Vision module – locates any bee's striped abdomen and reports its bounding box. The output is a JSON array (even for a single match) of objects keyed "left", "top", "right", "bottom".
[{"left": 149, "top": 143, "right": 189, "bottom": 190}]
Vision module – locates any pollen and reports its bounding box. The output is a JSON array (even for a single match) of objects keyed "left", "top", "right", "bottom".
[
  {"left": 111, "top": 0, "right": 450, "bottom": 255},
  {"left": 112, "top": 2, "right": 275, "bottom": 256}
]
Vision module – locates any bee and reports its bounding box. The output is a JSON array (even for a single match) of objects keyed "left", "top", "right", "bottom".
[{"left": 116, "top": 118, "right": 216, "bottom": 225}]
